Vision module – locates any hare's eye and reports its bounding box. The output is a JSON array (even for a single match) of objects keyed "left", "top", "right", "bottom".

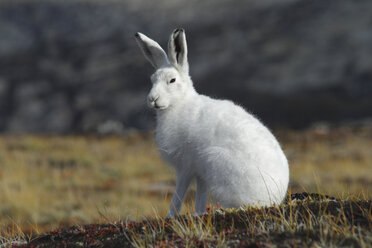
[{"left": 169, "top": 78, "right": 176, "bottom": 84}]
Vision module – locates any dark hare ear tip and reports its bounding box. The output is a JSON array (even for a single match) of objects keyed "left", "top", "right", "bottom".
[
  {"left": 173, "top": 28, "right": 184, "bottom": 34},
  {"left": 135, "top": 32, "right": 140, "bottom": 38}
]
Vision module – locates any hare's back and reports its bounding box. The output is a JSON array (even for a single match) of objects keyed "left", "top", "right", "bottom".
[{"left": 195, "top": 96, "right": 279, "bottom": 150}]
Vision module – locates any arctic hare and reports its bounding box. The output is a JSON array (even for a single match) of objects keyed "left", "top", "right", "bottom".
[{"left": 135, "top": 29, "right": 289, "bottom": 217}]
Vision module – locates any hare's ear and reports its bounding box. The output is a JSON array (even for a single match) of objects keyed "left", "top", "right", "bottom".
[
  {"left": 168, "top": 28, "right": 189, "bottom": 74},
  {"left": 135, "top": 32, "right": 169, "bottom": 69}
]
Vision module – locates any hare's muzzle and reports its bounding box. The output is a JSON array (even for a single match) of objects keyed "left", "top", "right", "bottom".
[{"left": 147, "top": 95, "right": 161, "bottom": 109}]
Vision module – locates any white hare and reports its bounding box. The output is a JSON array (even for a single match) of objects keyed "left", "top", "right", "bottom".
[{"left": 135, "top": 29, "right": 289, "bottom": 217}]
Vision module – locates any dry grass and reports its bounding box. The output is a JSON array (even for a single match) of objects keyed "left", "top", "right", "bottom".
[
  {"left": 0, "top": 125, "right": 371, "bottom": 244},
  {"left": 279, "top": 125, "right": 372, "bottom": 198},
  {"left": 123, "top": 197, "right": 372, "bottom": 248},
  {"left": 18, "top": 195, "right": 372, "bottom": 247},
  {"left": 0, "top": 133, "right": 173, "bottom": 236}
]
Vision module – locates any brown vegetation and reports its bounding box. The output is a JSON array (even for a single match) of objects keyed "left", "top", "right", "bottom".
[{"left": 0, "top": 125, "right": 371, "bottom": 246}]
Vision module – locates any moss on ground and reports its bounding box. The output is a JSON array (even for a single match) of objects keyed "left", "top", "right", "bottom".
[{"left": 14, "top": 193, "right": 372, "bottom": 248}]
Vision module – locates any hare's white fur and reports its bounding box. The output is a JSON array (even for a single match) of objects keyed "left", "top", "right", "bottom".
[{"left": 135, "top": 29, "right": 289, "bottom": 217}]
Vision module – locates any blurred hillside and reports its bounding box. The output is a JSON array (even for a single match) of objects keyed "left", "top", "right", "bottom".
[{"left": 0, "top": 0, "right": 371, "bottom": 133}]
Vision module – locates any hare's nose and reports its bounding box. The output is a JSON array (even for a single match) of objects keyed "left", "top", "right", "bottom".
[{"left": 148, "top": 95, "right": 159, "bottom": 102}]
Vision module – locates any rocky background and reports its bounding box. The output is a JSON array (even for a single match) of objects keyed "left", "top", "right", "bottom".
[{"left": 0, "top": 0, "right": 371, "bottom": 133}]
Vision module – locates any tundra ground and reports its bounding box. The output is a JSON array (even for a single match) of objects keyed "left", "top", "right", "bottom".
[{"left": 0, "top": 124, "right": 371, "bottom": 246}]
